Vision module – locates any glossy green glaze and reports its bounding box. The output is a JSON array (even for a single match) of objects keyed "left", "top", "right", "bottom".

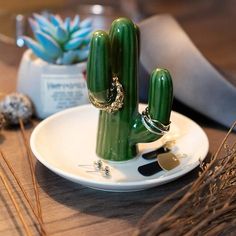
[
  {"left": 87, "top": 18, "right": 173, "bottom": 161},
  {"left": 130, "top": 69, "right": 173, "bottom": 145},
  {"left": 148, "top": 69, "right": 173, "bottom": 125},
  {"left": 87, "top": 31, "right": 112, "bottom": 103}
]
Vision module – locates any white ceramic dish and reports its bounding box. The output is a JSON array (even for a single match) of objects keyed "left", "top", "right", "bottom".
[{"left": 30, "top": 104, "right": 209, "bottom": 192}]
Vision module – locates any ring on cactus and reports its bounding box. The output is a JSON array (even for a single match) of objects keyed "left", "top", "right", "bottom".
[
  {"left": 88, "top": 76, "right": 124, "bottom": 113},
  {"left": 141, "top": 107, "right": 171, "bottom": 135}
]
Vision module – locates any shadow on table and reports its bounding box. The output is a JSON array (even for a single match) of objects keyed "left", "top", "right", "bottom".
[
  {"left": 0, "top": 134, "right": 5, "bottom": 144},
  {"left": 35, "top": 152, "right": 211, "bottom": 226}
]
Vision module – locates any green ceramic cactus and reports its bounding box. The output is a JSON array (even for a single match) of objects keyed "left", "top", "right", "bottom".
[{"left": 87, "top": 18, "right": 173, "bottom": 161}]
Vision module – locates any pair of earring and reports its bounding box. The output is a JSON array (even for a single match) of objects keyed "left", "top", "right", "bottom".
[
  {"left": 79, "top": 160, "right": 111, "bottom": 177},
  {"left": 92, "top": 160, "right": 110, "bottom": 177}
]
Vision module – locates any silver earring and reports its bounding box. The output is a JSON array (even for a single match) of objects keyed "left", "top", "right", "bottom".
[
  {"left": 101, "top": 166, "right": 110, "bottom": 177},
  {"left": 93, "top": 160, "right": 103, "bottom": 170},
  {"left": 78, "top": 160, "right": 103, "bottom": 170},
  {"left": 79, "top": 160, "right": 111, "bottom": 177}
]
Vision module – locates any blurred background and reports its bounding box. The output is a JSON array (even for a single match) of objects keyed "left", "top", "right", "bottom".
[
  {"left": 0, "top": 0, "right": 235, "bottom": 76},
  {"left": 0, "top": 0, "right": 235, "bottom": 126}
]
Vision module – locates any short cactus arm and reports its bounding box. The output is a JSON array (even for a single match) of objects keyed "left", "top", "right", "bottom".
[
  {"left": 148, "top": 69, "right": 173, "bottom": 124},
  {"left": 87, "top": 30, "right": 113, "bottom": 104},
  {"left": 130, "top": 69, "right": 173, "bottom": 144}
]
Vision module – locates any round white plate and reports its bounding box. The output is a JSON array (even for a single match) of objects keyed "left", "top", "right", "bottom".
[{"left": 30, "top": 104, "right": 209, "bottom": 192}]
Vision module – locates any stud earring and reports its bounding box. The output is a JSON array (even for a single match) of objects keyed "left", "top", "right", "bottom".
[
  {"left": 79, "top": 160, "right": 111, "bottom": 177},
  {"left": 78, "top": 160, "right": 103, "bottom": 169},
  {"left": 101, "top": 166, "right": 110, "bottom": 177},
  {"left": 93, "top": 160, "right": 103, "bottom": 170}
]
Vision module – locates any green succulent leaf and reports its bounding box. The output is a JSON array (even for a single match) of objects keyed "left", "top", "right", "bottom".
[
  {"left": 82, "top": 37, "right": 91, "bottom": 46},
  {"left": 71, "top": 27, "right": 92, "bottom": 39},
  {"left": 64, "top": 37, "right": 83, "bottom": 51},
  {"left": 76, "top": 47, "right": 89, "bottom": 61},
  {"left": 35, "top": 31, "right": 62, "bottom": 58},
  {"left": 40, "top": 25, "right": 57, "bottom": 40},
  {"left": 70, "top": 15, "right": 80, "bottom": 33},
  {"left": 60, "top": 51, "right": 77, "bottom": 65},
  {"left": 23, "top": 36, "right": 55, "bottom": 63},
  {"left": 63, "top": 17, "right": 71, "bottom": 32},
  {"left": 50, "top": 14, "right": 63, "bottom": 26},
  {"left": 55, "top": 26, "right": 69, "bottom": 43},
  {"left": 33, "top": 13, "right": 55, "bottom": 33},
  {"left": 24, "top": 13, "right": 92, "bottom": 64}
]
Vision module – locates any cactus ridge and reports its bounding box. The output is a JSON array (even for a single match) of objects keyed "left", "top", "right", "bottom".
[{"left": 87, "top": 18, "right": 173, "bottom": 161}]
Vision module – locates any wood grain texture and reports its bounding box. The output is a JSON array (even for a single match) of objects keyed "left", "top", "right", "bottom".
[{"left": 0, "top": 1, "right": 235, "bottom": 235}]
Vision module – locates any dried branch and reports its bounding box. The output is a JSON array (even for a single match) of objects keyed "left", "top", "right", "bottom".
[
  {"left": 0, "top": 171, "right": 32, "bottom": 236},
  {"left": 0, "top": 150, "right": 47, "bottom": 235},
  {"left": 19, "top": 119, "right": 43, "bottom": 222},
  {"left": 134, "top": 121, "right": 236, "bottom": 236}
]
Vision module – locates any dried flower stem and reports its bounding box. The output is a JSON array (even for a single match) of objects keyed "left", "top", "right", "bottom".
[
  {"left": 205, "top": 222, "right": 229, "bottom": 236},
  {"left": 184, "top": 204, "right": 236, "bottom": 236},
  {"left": 0, "top": 150, "right": 47, "bottom": 235},
  {"left": 134, "top": 121, "right": 236, "bottom": 236},
  {"left": 0, "top": 171, "right": 32, "bottom": 236},
  {"left": 19, "top": 119, "right": 43, "bottom": 222}
]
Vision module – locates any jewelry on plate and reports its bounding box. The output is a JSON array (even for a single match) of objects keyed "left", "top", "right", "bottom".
[
  {"left": 88, "top": 76, "right": 124, "bottom": 113},
  {"left": 141, "top": 107, "right": 171, "bottom": 136}
]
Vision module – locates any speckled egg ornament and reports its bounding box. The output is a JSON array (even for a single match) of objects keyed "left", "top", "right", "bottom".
[{"left": 0, "top": 93, "right": 34, "bottom": 125}]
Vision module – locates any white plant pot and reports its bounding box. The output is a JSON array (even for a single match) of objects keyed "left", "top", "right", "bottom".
[{"left": 17, "top": 50, "right": 89, "bottom": 119}]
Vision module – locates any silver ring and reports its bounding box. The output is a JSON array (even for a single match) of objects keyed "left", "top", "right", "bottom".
[{"left": 141, "top": 107, "right": 170, "bottom": 135}]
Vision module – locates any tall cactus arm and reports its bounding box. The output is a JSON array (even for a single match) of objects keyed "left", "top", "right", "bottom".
[
  {"left": 109, "top": 18, "right": 138, "bottom": 111},
  {"left": 130, "top": 69, "right": 173, "bottom": 145},
  {"left": 110, "top": 18, "right": 138, "bottom": 81},
  {"left": 87, "top": 30, "right": 113, "bottom": 104}
]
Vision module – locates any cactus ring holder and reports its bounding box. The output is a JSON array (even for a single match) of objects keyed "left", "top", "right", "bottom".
[
  {"left": 30, "top": 17, "right": 209, "bottom": 191},
  {"left": 87, "top": 17, "right": 173, "bottom": 162}
]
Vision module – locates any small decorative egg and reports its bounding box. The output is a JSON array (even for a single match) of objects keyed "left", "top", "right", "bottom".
[{"left": 0, "top": 93, "right": 34, "bottom": 125}]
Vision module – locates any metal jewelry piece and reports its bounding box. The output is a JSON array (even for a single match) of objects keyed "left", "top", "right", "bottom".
[
  {"left": 101, "top": 166, "right": 110, "bottom": 177},
  {"left": 93, "top": 160, "right": 103, "bottom": 170},
  {"left": 81, "top": 160, "right": 111, "bottom": 178},
  {"left": 141, "top": 107, "right": 171, "bottom": 135},
  {"left": 86, "top": 164, "right": 111, "bottom": 178},
  {"left": 88, "top": 76, "right": 124, "bottom": 113},
  {"left": 78, "top": 160, "right": 103, "bottom": 170}
]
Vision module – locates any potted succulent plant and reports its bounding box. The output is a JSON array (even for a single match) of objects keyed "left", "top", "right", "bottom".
[{"left": 17, "top": 13, "right": 93, "bottom": 118}]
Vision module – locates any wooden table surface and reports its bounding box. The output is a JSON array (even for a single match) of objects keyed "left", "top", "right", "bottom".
[{"left": 0, "top": 1, "right": 235, "bottom": 235}]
